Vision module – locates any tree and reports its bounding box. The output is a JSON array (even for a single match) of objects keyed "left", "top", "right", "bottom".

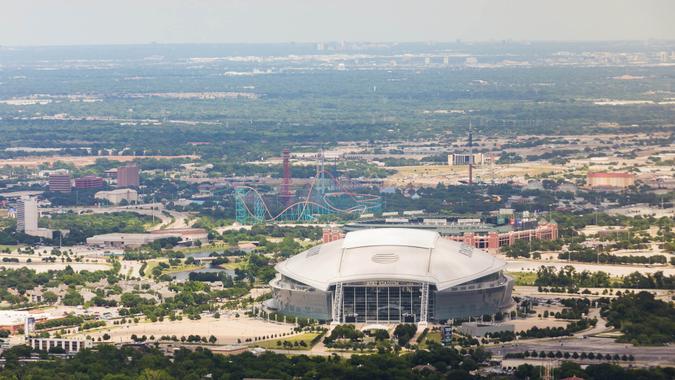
[
  {"left": 42, "top": 291, "right": 59, "bottom": 303},
  {"left": 62, "top": 289, "right": 84, "bottom": 306},
  {"left": 136, "top": 369, "right": 175, "bottom": 380},
  {"left": 49, "top": 346, "right": 66, "bottom": 354}
]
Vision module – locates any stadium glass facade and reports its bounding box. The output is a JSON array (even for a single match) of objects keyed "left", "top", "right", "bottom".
[{"left": 339, "top": 281, "right": 431, "bottom": 323}]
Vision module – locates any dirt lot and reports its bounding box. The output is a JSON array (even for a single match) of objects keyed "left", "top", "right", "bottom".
[
  {"left": 384, "top": 162, "right": 563, "bottom": 187},
  {"left": 0, "top": 155, "right": 198, "bottom": 168},
  {"left": 510, "top": 304, "right": 569, "bottom": 332},
  {"left": 76, "top": 315, "right": 295, "bottom": 344}
]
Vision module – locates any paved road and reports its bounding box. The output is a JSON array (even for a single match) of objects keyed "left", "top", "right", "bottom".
[
  {"left": 504, "top": 258, "right": 674, "bottom": 276},
  {"left": 487, "top": 337, "right": 675, "bottom": 366},
  {"left": 46, "top": 203, "right": 195, "bottom": 230}
]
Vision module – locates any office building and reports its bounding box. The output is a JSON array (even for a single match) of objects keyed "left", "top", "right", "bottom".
[
  {"left": 74, "top": 175, "right": 104, "bottom": 189},
  {"left": 16, "top": 196, "right": 38, "bottom": 232},
  {"left": 116, "top": 165, "right": 140, "bottom": 188},
  {"left": 48, "top": 173, "right": 72, "bottom": 193},
  {"left": 16, "top": 196, "right": 54, "bottom": 239}
]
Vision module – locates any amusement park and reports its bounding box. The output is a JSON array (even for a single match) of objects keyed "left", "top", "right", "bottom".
[{"left": 235, "top": 149, "right": 382, "bottom": 224}]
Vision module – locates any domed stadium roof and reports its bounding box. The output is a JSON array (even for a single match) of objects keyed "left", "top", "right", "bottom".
[{"left": 275, "top": 228, "right": 506, "bottom": 291}]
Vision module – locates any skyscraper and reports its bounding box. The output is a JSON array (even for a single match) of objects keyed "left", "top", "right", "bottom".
[
  {"left": 16, "top": 197, "right": 38, "bottom": 232},
  {"left": 116, "top": 165, "right": 140, "bottom": 188}
]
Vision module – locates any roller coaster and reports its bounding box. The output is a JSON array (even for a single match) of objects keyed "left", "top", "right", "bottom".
[{"left": 235, "top": 170, "right": 382, "bottom": 224}]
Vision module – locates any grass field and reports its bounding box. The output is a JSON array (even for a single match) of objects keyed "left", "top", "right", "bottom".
[
  {"left": 508, "top": 270, "right": 627, "bottom": 288},
  {"left": 160, "top": 264, "right": 204, "bottom": 275},
  {"left": 174, "top": 243, "right": 231, "bottom": 254},
  {"left": 219, "top": 261, "right": 244, "bottom": 270},
  {"left": 0, "top": 244, "right": 20, "bottom": 252},
  {"left": 508, "top": 271, "right": 538, "bottom": 286},
  {"left": 418, "top": 331, "right": 442, "bottom": 349},
  {"left": 252, "top": 332, "right": 321, "bottom": 350}
]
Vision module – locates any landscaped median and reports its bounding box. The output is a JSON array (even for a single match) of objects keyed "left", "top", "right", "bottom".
[{"left": 252, "top": 332, "right": 324, "bottom": 350}]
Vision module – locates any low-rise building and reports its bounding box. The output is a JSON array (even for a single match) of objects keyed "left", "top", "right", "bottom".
[
  {"left": 587, "top": 172, "right": 635, "bottom": 189},
  {"left": 86, "top": 233, "right": 166, "bottom": 248},
  {"left": 0, "top": 310, "right": 49, "bottom": 333},
  {"left": 74, "top": 175, "right": 105, "bottom": 189},
  {"left": 95, "top": 188, "right": 138, "bottom": 205},
  {"left": 87, "top": 228, "right": 208, "bottom": 248},
  {"left": 339, "top": 217, "right": 558, "bottom": 253},
  {"left": 28, "top": 337, "right": 92, "bottom": 353}
]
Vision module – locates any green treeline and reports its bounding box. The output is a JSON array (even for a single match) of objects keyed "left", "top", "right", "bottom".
[
  {"left": 1, "top": 343, "right": 673, "bottom": 380},
  {"left": 534, "top": 265, "right": 675, "bottom": 289},
  {"left": 604, "top": 291, "right": 675, "bottom": 345}
]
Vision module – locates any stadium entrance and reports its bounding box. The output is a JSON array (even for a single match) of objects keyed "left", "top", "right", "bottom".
[{"left": 334, "top": 281, "right": 434, "bottom": 323}]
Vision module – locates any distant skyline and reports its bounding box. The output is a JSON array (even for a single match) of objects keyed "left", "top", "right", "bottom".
[{"left": 2, "top": 0, "right": 675, "bottom": 46}]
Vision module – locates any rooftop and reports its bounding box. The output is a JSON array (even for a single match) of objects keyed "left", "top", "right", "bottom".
[
  {"left": 588, "top": 172, "right": 635, "bottom": 178},
  {"left": 275, "top": 228, "right": 506, "bottom": 291},
  {"left": 342, "top": 228, "right": 438, "bottom": 249}
]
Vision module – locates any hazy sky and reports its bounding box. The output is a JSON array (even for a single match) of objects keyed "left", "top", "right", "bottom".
[{"left": 3, "top": 0, "right": 675, "bottom": 46}]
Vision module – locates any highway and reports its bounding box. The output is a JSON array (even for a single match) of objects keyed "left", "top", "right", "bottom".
[
  {"left": 45, "top": 203, "right": 196, "bottom": 230},
  {"left": 488, "top": 336, "right": 675, "bottom": 366},
  {"left": 505, "top": 258, "right": 675, "bottom": 276}
]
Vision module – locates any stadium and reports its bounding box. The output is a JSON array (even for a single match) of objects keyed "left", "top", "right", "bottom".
[{"left": 266, "top": 228, "right": 514, "bottom": 323}]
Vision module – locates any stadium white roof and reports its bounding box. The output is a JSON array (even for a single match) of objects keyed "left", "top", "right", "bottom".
[{"left": 275, "top": 228, "right": 506, "bottom": 291}]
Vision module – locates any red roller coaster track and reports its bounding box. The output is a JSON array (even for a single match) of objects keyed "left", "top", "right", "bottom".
[{"left": 236, "top": 169, "right": 381, "bottom": 222}]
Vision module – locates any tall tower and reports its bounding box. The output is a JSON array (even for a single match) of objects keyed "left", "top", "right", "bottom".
[
  {"left": 280, "top": 149, "right": 292, "bottom": 205},
  {"left": 468, "top": 120, "right": 474, "bottom": 185},
  {"left": 17, "top": 196, "right": 38, "bottom": 232},
  {"left": 316, "top": 148, "right": 326, "bottom": 194}
]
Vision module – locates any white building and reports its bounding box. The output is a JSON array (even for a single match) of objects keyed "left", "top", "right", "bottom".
[
  {"left": 28, "top": 338, "right": 92, "bottom": 353},
  {"left": 16, "top": 196, "right": 38, "bottom": 232},
  {"left": 86, "top": 228, "right": 208, "bottom": 248},
  {"left": 448, "top": 153, "right": 485, "bottom": 166},
  {"left": 0, "top": 310, "right": 50, "bottom": 333},
  {"left": 86, "top": 233, "right": 166, "bottom": 248},
  {"left": 95, "top": 188, "right": 138, "bottom": 205},
  {"left": 16, "top": 196, "right": 53, "bottom": 239}
]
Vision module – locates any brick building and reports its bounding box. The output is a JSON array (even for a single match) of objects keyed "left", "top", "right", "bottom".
[
  {"left": 48, "top": 173, "right": 72, "bottom": 193},
  {"left": 74, "top": 175, "right": 104, "bottom": 189},
  {"left": 117, "top": 164, "right": 140, "bottom": 188}
]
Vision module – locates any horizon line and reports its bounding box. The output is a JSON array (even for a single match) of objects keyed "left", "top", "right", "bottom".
[{"left": 2, "top": 39, "right": 675, "bottom": 49}]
